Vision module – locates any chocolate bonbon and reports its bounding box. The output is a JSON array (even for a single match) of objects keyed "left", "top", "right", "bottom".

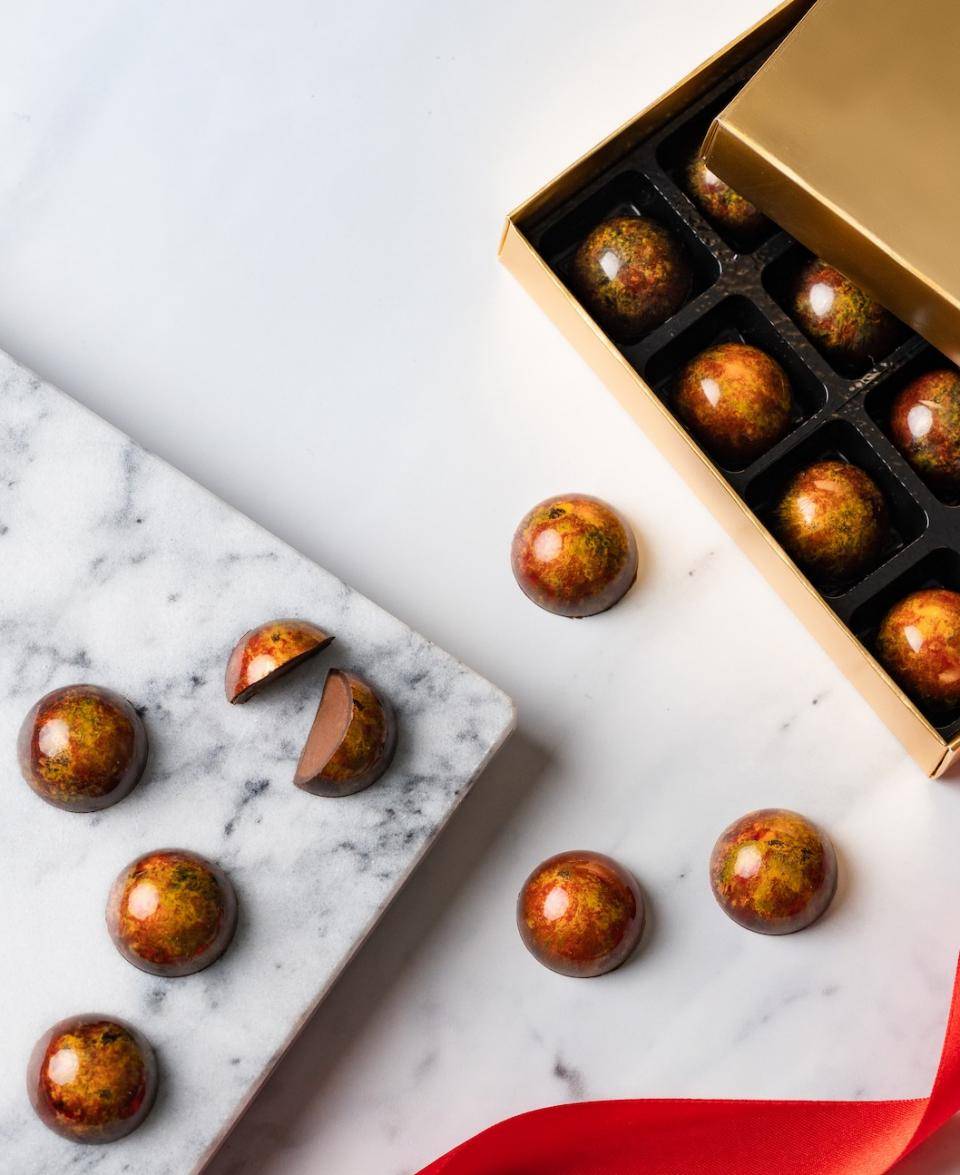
[
  {"left": 675, "top": 341, "right": 791, "bottom": 466},
  {"left": 18, "top": 685, "right": 147, "bottom": 812},
  {"left": 225, "top": 618, "right": 333, "bottom": 703},
  {"left": 511, "top": 494, "right": 638, "bottom": 618},
  {"left": 517, "top": 850, "right": 644, "bottom": 977},
  {"left": 107, "top": 849, "right": 238, "bottom": 977},
  {"left": 877, "top": 588, "right": 960, "bottom": 709},
  {"left": 684, "top": 156, "right": 768, "bottom": 243},
  {"left": 710, "top": 809, "right": 837, "bottom": 935},
  {"left": 572, "top": 215, "right": 692, "bottom": 342},
  {"left": 789, "top": 258, "right": 901, "bottom": 371},
  {"left": 776, "top": 459, "right": 887, "bottom": 584},
  {"left": 889, "top": 369, "right": 960, "bottom": 496},
  {"left": 294, "top": 669, "right": 397, "bottom": 796},
  {"left": 27, "top": 1015, "right": 157, "bottom": 1143}
]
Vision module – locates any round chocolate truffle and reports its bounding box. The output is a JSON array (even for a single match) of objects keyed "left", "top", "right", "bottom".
[
  {"left": 790, "top": 258, "right": 901, "bottom": 370},
  {"left": 684, "top": 156, "right": 768, "bottom": 243},
  {"left": 877, "top": 588, "right": 960, "bottom": 709},
  {"left": 107, "top": 848, "right": 238, "bottom": 977},
  {"left": 710, "top": 809, "right": 838, "bottom": 935},
  {"left": 675, "top": 341, "right": 792, "bottom": 466},
  {"left": 571, "top": 214, "right": 692, "bottom": 342},
  {"left": 510, "top": 494, "right": 638, "bottom": 618},
  {"left": 889, "top": 369, "right": 960, "bottom": 496},
  {"left": 517, "top": 850, "right": 644, "bottom": 977},
  {"left": 18, "top": 684, "right": 147, "bottom": 813},
  {"left": 27, "top": 1015, "right": 157, "bottom": 1143},
  {"left": 776, "top": 459, "right": 888, "bottom": 584}
]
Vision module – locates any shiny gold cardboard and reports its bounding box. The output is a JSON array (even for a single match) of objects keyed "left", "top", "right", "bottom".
[
  {"left": 499, "top": 0, "right": 959, "bottom": 777},
  {"left": 703, "top": 0, "right": 960, "bottom": 362}
]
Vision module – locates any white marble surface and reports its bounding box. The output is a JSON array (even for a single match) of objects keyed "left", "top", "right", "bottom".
[
  {"left": 2, "top": 1, "right": 960, "bottom": 1173},
  {"left": 0, "top": 360, "right": 514, "bottom": 1173}
]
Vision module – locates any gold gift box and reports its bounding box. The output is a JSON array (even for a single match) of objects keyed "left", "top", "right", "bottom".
[
  {"left": 498, "top": 0, "right": 960, "bottom": 777},
  {"left": 703, "top": 0, "right": 960, "bottom": 367}
]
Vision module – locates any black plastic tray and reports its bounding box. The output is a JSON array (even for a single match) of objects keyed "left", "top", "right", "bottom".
[{"left": 520, "top": 42, "right": 960, "bottom": 742}]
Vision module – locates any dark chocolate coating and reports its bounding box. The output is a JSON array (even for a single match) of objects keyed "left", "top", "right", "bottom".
[
  {"left": 27, "top": 1015, "right": 157, "bottom": 1143},
  {"left": 877, "top": 588, "right": 960, "bottom": 709},
  {"left": 776, "top": 459, "right": 888, "bottom": 584},
  {"left": 571, "top": 215, "right": 692, "bottom": 342},
  {"left": 684, "top": 156, "right": 768, "bottom": 242},
  {"left": 510, "top": 494, "right": 638, "bottom": 618},
  {"left": 710, "top": 809, "right": 837, "bottom": 935},
  {"left": 675, "top": 341, "right": 792, "bottom": 466},
  {"left": 17, "top": 684, "right": 147, "bottom": 813},
  {"left": 789, "top": 259, "right": 901, "bottom": 370},
  {"left": 889, "top": 369, "right": 960, "bottom": 495},
  {"left": 517, "top": 850, "right": 644, "bottom": 977},
  {"left": 107, "top": 848, "right": 238, "bottom": 977}
]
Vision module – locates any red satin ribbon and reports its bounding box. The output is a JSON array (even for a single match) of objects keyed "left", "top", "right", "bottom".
[{"left": 418, "top": 956, "right": 960, "bottom": 1175}]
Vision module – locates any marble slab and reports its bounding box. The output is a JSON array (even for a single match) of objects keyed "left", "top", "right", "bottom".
[{"left": 0, "top": 353, "right": 515, "bottom": 1173}]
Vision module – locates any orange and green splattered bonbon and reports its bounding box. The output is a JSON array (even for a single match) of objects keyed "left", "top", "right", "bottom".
[
  {"left": 17, "top": 684, "right": 147, "bottom": 812},
  {"left": 225, "top": 617, "right": 333, "bottom": 702},
  {"left": 28, "top": 1016, "right": 157, "bottom": 1142},
  {"left": 511, "top": 494, "right": 638, "bottom": 618},
  {"left": 572, "top": 214, "right": 692, "bottom": 343},
  {"left": 684, "top": 156, "right": 768, "bottom": 242},
  {"left": 790, "top": 258, "right": 901, "bottom": 371},
  {"left": 107, "top": 849, "right": 237, "bottom": 977},
  {"left": 293, "top": 669, "right": 397, "bottom": 798},
  {"left": 776, "top": 459, "right": 888, "bottom": 584},
  {"left": 710, "top": 809, "right": 837, "bottom": 935},
  {"left": 675, "top": 341, "right": 792, "bottom": 467},
  {"left": 889, "top": 370, "right": 960, "bottom": 496},
  {"left": 877, "top": 588, "right": 960, "bottom": 710},
  {"left": 517, "top": 850, "right": 644, "bottom": 977},
  {"left": 322, "top": 675, "right": 391, "bottom": 783}
]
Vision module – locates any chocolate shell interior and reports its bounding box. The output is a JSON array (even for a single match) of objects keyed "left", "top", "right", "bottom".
[
  {"left": 293, "top": 669, "right": 397, "bottom": 797},
  {"left": 294, "top": 671, "right": 354, "bottom": 783}
]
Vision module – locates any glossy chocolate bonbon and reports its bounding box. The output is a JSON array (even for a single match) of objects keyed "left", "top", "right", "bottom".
[
  {"left": 107, "top": 849, "right": 238, "bottom": 977},
  {"left": 27, "top": 1015, "right": 157, "bottom": 1143},
  {"left": 571, "top": 215, "right": 692, "bottom": 342},
  {"left": 710, "top": 809, "right": 838, "bottom": 935},
  {"left": 18, "top": 684, "right": 147, "bottom": 813},
  {"left": 517, "top": 850, "right": 644, "bottom": 977},
  {"left": 511, "top": 494, "right": 638, "bottom": 618},
  {"left": 889, "top": 369, "right": 960, "bottom": 496},
  {"left": 776, "top": 459, "right": 888, "bottom": 584},
  {"left": 675, "top": 341, "right": 791, "bottom": 466}
]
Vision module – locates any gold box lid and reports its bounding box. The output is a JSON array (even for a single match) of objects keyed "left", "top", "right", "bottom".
[{"left": 703, "top": 0, "right": 960, "bottom": 361}]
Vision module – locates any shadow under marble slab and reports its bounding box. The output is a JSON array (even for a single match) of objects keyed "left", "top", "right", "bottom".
[
  {"left": 0, "top": 352, "right": 516, "bottom": 1174},
  {"left": 206, "top": 727, "right": 553, "bottom": 1175}
]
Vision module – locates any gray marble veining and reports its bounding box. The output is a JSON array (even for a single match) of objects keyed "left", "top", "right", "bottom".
[{"left": 0, "top": 354, "right": 515, "bottom": 1174}]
